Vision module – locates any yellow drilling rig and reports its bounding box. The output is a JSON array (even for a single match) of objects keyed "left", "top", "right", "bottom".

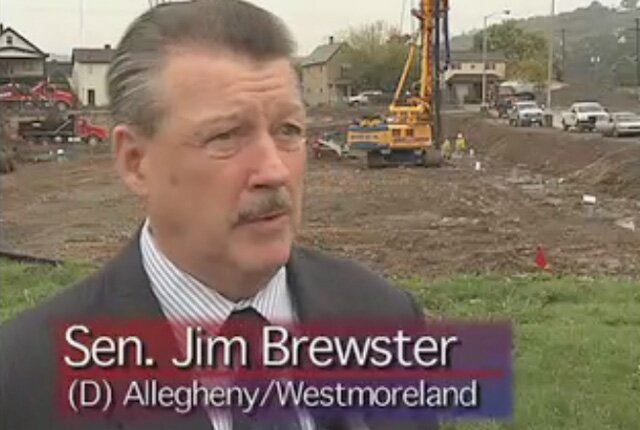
[{"left": 346, "top": 0, "right": 451, "bottom": 168}]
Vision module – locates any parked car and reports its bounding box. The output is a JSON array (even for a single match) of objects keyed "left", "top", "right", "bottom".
[
  {"left": 495, "top": 92, "right": 536, "bottom": 118},
  {"left": 561, "top": 102, "right": 609, "bottom": 132},
  {"left": 346, "top": 90, "right": 383, "bottom": 106},
  {"left": 596, "top": 112, "right": 640, "bottom": 137},
  {"left": 508, "top": 101, "right": 545, "bottom": 127}
]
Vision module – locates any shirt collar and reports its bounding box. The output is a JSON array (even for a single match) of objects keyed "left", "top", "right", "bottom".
[{"left": 139, "top": 219, "right": 294, "bottom": 325}]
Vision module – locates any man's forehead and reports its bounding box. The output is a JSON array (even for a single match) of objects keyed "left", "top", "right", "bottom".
[
  {"left": 157, "top": 46, "right": 302, "bottom": 117},
  {"left": 162, "top": 46, "right": 297, "bottom": 91}
]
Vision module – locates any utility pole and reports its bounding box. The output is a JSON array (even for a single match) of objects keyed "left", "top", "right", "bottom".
[
  {"left": 635, "top": 17, "right": 639, "bottom": 99},
  {"left": 433, "top": 0, "right": 441, "bottom": 148},
  {"left": 561, "top": 28, "right": 567, "bottom": 81},
  {"left": 623, "top": 18, "right": 640, "bottom": 99},
  {"left": 546, "top": 0, "right": 556, "bottom": 110},
  {"left": 79, "top": 0, "right": 84, "bottom": 44},
  {"left": 481, "top": 10, "right": 510, "bottom": 108}
]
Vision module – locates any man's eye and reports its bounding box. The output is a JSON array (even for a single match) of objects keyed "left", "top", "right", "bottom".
[
  {"left": 206, "top": 129, "right": 237, "bottom": 143},
  {"left": 278, "top": 123, "right": 303, "bottom": 138},
  {"left": 201, "top": 128, "right": 242, "bottom": 158}
]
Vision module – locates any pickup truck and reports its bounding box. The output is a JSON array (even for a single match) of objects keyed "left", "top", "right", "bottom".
[
  {"left": 561, "top": 102, "right": 609, "bottom": 132},
  {"left": 346, "top": 90, "right": 383, "bottom": 106},
  {"left": 508, "top": 101, "right": 545, "bottom": 127}
]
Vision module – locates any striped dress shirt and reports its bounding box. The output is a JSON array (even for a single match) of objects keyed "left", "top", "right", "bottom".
[{"left": 140, "top": 219, "right": 314, "bottom": 430}]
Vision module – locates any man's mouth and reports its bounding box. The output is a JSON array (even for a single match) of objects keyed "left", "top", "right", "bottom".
[{"left": 244, "top": 211, "right": 289, "bottom": 225}]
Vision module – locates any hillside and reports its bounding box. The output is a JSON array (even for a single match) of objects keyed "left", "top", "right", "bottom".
[{"left": 452, "top": 1, "right": 640, "bottom": 85}]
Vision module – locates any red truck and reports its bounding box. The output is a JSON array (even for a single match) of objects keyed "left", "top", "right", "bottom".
[
  {"left": 0, "top": 81, "right": 76, "bottom": 111},
  {"left": 18, "top": 113, "right": 108, "bottom": 145},
  {"left": 31, "top": 81, "right": 76, "bottom": 111},
  {"left": 0, "top": 83, "right": 35, "bottom": 110}
]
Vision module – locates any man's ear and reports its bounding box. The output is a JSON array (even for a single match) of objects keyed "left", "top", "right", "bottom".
[{"left": 112, "top": 125, "right": 150, "bottom": 197}]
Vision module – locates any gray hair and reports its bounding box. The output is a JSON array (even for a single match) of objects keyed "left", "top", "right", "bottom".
[{"left": 107, "top": 0, "right": 296, "bottom": 136}]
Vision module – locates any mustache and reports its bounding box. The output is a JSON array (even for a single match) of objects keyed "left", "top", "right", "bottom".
[{"left": 236, "top": 188, "right": 293, "bottom": 225}]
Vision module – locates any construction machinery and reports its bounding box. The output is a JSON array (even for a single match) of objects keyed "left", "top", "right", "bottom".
[{"left": 346, "top": 0, "right": 450, "bottom": 168}]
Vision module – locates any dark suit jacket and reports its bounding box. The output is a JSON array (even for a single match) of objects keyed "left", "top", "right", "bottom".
[{"left": 0, "top": 235, "right": 437, "bottom": 430}]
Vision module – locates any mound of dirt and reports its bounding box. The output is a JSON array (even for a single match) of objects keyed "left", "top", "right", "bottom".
[
  {"left": 570, "top": 148, "right": 640, "bottom": 199},
  {"left": 443, "top": 115, "right": 640, "bottom": 199}
]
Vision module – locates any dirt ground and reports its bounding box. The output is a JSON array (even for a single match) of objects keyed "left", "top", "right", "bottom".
[{"left": 1, "top": 114, "right": 639, "bottom": 280}]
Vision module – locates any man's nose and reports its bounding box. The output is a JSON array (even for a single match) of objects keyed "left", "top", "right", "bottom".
[{"left": 247, "top": 131, "right": 290, "bottom": 189}]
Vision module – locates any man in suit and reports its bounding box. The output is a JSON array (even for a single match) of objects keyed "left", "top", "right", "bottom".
[{"left": 0, "top": 1, "right": 435, "bottom": 429}]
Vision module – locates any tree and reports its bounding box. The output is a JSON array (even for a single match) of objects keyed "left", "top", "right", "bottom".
[
  {"left": 620, "top": 0, "right": 639, "bottom": 10},
  {"left": 340, "top": 21, "right": 412, "bottom": 93},
  {"left": 473, "top": 21, "right": 549, "bottom": 83}
]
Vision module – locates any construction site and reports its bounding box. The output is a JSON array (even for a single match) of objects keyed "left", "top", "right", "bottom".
[
  {"left": 2, "top": 108, "right": 639, "bottom": 281},
  {"left": 1, "top": 0, "right": 639, "bottom": 428},
  {"left": 1, "top": 0, "right": 639, "bottom": 281}
]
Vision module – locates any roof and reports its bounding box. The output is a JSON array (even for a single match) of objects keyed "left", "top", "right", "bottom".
[
  {"left": 46, "top": 60, "right": 73, "bottom": 78},
  {"left": 302, "top": 43, "right": 344, "bottom": 67},
  {"left": 0, "top": 26, "right": 47, "bottom": 57},
  {"left": 449, "top": 50, "right": 506, "bottom": 63},
  {"left": 446, "top": 72, "right": 503, "bottom": 84},
  {"left": 72, "top": 48, "right": 115, "bottom": 64}
]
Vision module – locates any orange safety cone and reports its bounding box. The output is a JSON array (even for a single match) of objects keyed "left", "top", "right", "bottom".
[{"left": 535, "top": 245, "right": 550, "bottom": 270}]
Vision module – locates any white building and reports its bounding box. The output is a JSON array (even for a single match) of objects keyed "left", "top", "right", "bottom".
[
  {"left": 444, "top": 51, "right": 507, "bottom": 105},
  {"left": 71, "top": 46, "right": 114, "bottom": 107},
  {"left": 0, "top": 24, "right": 47, "bottom": 85}
]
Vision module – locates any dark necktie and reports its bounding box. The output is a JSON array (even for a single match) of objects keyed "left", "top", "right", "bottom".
[{"left": 219, "top": 308, "right": 304, "bottom": 430}]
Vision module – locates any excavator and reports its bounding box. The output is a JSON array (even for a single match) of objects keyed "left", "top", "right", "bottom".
[{"left": 346, "top": 0, "right": 451, "bottom": 168}]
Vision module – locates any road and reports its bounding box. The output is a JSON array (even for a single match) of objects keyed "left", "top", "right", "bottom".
[{"left": 488, "top": 112, "right": 640, "bottom": 145}]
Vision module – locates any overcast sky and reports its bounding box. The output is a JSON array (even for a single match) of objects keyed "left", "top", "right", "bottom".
[{"left": 0, "top": 0, "right": 620, "bottom": 57}]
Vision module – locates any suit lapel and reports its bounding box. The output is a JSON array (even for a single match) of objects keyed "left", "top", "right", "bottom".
[
  {"left": 101, "top": 235, "right": 164, "bottom": 319},
  {"left": 286, "top": 247, "right": 349, "bottom": 321},
  {"left": 100, "top": 233, "right": 213, "bottom": 430},
  {"left": 286, "top": 248, "right": 425, "bottom": 430}
]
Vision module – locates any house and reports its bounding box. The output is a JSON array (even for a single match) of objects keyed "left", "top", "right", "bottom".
[
  {"left": 301, "top": 37, "right": 352, "bottom": 107},
  {"left": 0, "top": 24, "right": 48, "bottom": 85},
  {"left": 71, "top": 46, "right": 114, "bottom": 107},
  {"left": 444, "top": 51, "right": 507, "bottom": 105}
]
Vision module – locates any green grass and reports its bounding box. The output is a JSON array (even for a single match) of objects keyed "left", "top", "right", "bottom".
[
  {"left": 401, "top": 274, "right": 640, "bottom": 430},
  {"left": 1, "top": 260, "right": 639, "bottom": 428},
  {"left": 0, "top": 259, "right": 94, "bottom": 321}
]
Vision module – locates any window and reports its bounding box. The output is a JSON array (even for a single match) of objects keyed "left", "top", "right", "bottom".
[
  {"left": 6, "top": 35, "right": 13, "bottom": 46},
  {"left": 486, "top": 62, "right": 495, "bottom": 70},
  {"left": 469, "top": 64, "right": 476, "bottom": 70},
  {"left": 87, "top": 89, "right": 96, "bottom": 106}
]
